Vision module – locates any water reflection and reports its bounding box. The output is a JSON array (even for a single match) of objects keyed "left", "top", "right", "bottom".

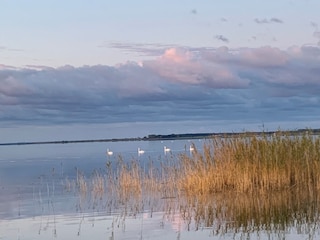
[
  {"left": 55, "top": 165, "right": 320, "bottom": 239},
  {"left": 177, "top": 191, "right": 320, "bottom": 236},
  {"left": 3, "top": 185, "right": 319, "bottom": 239}
]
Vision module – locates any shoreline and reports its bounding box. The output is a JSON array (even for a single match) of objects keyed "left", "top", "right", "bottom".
[{"left": 0, "top": 128, "right": 319, "bottom": 146}]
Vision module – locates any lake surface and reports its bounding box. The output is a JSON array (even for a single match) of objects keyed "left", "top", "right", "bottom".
[
  {"left": 0, "top": 139, "right": 205, "bottom": 239},
  {"left": 0, "top": 138, "right": 319, "bottom": 239}
]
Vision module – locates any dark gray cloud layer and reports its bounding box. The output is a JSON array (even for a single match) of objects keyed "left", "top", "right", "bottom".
[{"left": 1, "top": 45, "right": 320, "bottom": 127}]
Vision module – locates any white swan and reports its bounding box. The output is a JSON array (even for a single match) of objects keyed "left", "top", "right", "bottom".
[
  {"left": 164, "top": 146, "right": 171, "bottom": 153},
  {"left": 189, "top": 145, "right": 195, "bottom": 152},
  {"left": 106, "top": 148, "right": 113, "bottom": 156},
  {"left": 138, "top": 148, "right": 145, "bottom": 155}
]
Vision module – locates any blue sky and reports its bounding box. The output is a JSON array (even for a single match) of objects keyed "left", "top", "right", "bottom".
[{"left": 1, "top": 0, "right": 320, "bottom": 142}]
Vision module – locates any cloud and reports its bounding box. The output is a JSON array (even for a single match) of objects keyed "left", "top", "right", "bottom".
[
  {"left": 1, "top": 45, "right": 320, "bottom": 128},
  {"left": 313, "top": 31, "right": 320, "bottom": 45},
  {"left": 101, "top": 42, "right": 178, "bottom": 57},
  {"left": 254, "top": 18, "right": 284, "bottom": 24},
  {"left": 270, "top": 18, "right": 283, "bottom": 23},
  {"left": 310, "top": 22, "right": 320, "bottom": 45},
  {"left": 143, "top": 48, "right": 248, "bottom": 88},
  {"left": 313, "top": 32, "right": 320, "bottom": 38},
  {"left": 310, "top": 21, "right": 318, "bottom": 29},
  {"left": 254, "top": 18, "right": 269, "bottom": 24},
  {"left": 202, "top": 46, "right": 289, "bottom": 68},
  {"left": 24, "top": 65, "right": 55, "bottom": 71},
  {"left": 0, "top": 75, "right": 31, "bottom": 97},
  {"left": 0, "top": 46, "right": 24, "bottom": 52},
  {"left": 215, "top": 35, "right": 229, "bottom": 43},
  {"left": 0, "top": 64, "right": 18, "bottom": 70}
]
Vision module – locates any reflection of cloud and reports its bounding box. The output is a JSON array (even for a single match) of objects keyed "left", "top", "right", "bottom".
[
  {"left": 1, "top": 45, "right": 320, "bottom": 127},
  {"left": 215, "top": 35, "right": 229, "bottom": 43}
]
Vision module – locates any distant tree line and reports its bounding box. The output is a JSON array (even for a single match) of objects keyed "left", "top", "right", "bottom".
[{"left": 147, "top": 128, "right": 320, "bottom": 140}]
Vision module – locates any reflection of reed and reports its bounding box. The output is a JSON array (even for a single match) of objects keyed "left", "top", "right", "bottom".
[
  {"left": 73, "top": 170, "right": 320, "bottom": 236},
  {"left": 35, "top": 177, "right": 58, "bottom": 237},
  {"left": 69, "top": 169, "right": 320, "bottom": 237},
  {"left": 179, "top": 191, "right": 320, "bottom": 235}
]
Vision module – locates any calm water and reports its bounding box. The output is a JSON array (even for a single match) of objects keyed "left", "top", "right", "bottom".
[
  {"left": 0, "top": 139, "right": 319, "bottom": 239},
  {"left": 0, "top": 139, "right": 207, "bottom": 239},
  {"left": 0, "top": 138, "right": 200, "bottom": 191}
]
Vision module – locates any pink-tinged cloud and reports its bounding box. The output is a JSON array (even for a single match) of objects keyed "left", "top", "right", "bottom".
[
  {"left": 24, "top": 65, "right": 55, "bottom": 71},
  {"left": 161, "top": 48, "right": 192, "bottom": 63},
  {"left": 0, "top": 64, "right": 18, "bottom": 70},
  {"left": 143, "top": 48, "right": 201, "bottom": 84},
  {"left": 201, "top": 46, "right": 289, "bottom": 68},
  {"left": 189, "top": 45, "right": 320, "bottom": 87},
  {"left": 239, "top": 46, "right": 289, "bottom": 67},
  {"left": 144, "top": 48, "right": 249, "bottom": 88},
  {"left": 288, "top": 46, "right": 320, "bottom": 61},
  {"left": 0, "top": 76, "right": 31, "bottom": 97}
]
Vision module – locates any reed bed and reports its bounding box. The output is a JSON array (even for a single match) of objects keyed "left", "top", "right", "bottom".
[
  {"left": 178, "top": 131, "right": 320, "bottom": 195},
  {"left": 105, "top": 157, "right": 179, "bottom": 201},
  {"left": 68, "top": 130, "right": 320, "bottom": 236},
  {"left": 73, "top": 130, "right": 320, "bottom": 205}
]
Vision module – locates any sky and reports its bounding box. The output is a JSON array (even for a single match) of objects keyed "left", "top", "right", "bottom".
[{"left": 1, "top": 0, "right": 320, "bottom": 142}]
